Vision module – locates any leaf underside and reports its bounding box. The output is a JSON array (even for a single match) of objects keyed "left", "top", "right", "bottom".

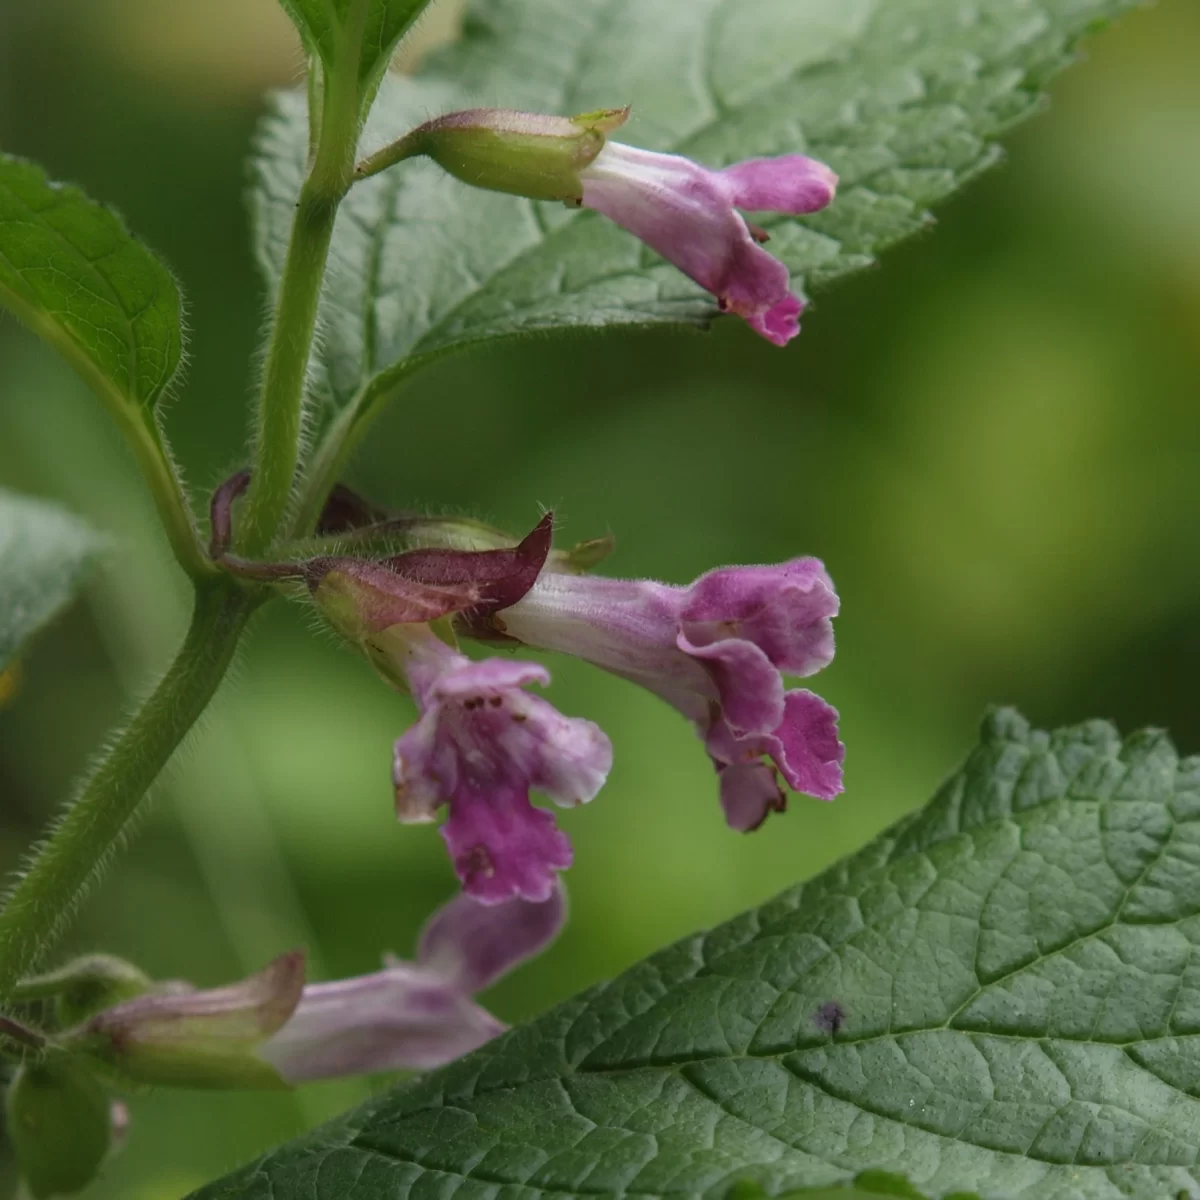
[
  {"left": 275, "top": 0, "right": 430, "bottom": 93},
  {"left": 0, "top": 490, "right": 101, "bottom": 672},
  {"left": 0, "top": 154, "right": 182, "bottom": 413},
  {"left": 251, "top": 0, "right": 1146, "bottom": 437},
  {"left": 191, "top": 710, "right": 1200, "bottom": 1199}
]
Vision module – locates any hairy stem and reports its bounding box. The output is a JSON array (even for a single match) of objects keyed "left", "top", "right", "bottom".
[
  {"left": 0, "top": 582, "right": 256, "bottom": 1001},
  {"left": 292, "top": 390, "right": 371, "bottom": 536},
  {"left": 238, "top": 0, "right": 372, "bottom": 555}
]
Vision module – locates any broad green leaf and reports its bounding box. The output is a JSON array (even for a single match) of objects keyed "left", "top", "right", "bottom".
[
  {"left": 190, "top": 711, "right": 1200, "bottom": 1199},
  {"left": 0, "top": 489, "right": 101, "bottom": 672},
  {"left": 0, "top": 155, "right": 182, "bottom": 418},
  {"left": 252, "top": 0, "right": 1145, "bottom": 451},
  {"left": 276, "top": 0, "right": 432, "bottom": 97}
]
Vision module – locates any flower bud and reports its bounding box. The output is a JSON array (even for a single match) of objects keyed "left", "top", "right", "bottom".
[
  {"left": 6, "top": 1058, "right": 112, "bottom": 1198},
  {"left": 357, "top": 107, "right": 629, "bottom": 202},
  {"left": 65, "top": 952, "right": 304, "bottom": 1091},
  {"left": 16, "top": 953, "right": 154, "bottom": 1028}
]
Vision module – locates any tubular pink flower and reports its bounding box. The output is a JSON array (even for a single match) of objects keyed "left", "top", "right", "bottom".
[
  {"left": 391, "top": 628, "right": 612, "bottom": 904},
  {"left": 491, "top": 558, "right": 843, "bottom": 832},
  {"left": 579, "top": 145, "right": 837, "bottom": 345},
  {"left": 75, "top": 890, "right": 566, "bottom": 1087},
  {"left": 263, "top": 886, "right": 565, "bottom": 1082}
]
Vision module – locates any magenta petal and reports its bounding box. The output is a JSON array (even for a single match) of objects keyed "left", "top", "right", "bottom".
[
  {"left": 771, "top": 689, "right": 844, "bottom": 800},
  {"left": 431, "top": 656, "right": 550, "bottom": 697},
  {"left": 418, "top": 884, "right": 566, "bottom": 994},
  {"left": 390, "top": 636, "right": 607, "bottom": 895},
  {"left": 680, "top": 558, "right": 838, "bottom": 675},
  {"left": 718, "top": 155, "right": 838, "bottom": 214},
  {"left": 746, "top": 294, "right": 804, "bottom": 347},
  {"left": 676, "top": 629, "right": 783, "bottom": 736},
  {"left": 721, "top": 236, "right": 795, "bottom": 319},
  {"left": 440, "top": 790, "right": 573, "bottom": 905},
  {"left": 720, "top": 762, "right": 787, "bottom": 832}
]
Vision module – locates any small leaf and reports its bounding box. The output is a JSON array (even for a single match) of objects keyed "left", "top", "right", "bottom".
[
  {"left": 0, "top": 489, "right": 101, "bottom": 673},
  {"left": 251, "top": 0, "right": 1146, "bottom": 463},
  {"left": 276, "top": 0, "right": 433, "bottom": 102},
  {"left": 0, "top": 154, "right": 182, "bottom": 418},
  {"left": 191, "top": 712, "right": 1200, "bottom": 1198}
]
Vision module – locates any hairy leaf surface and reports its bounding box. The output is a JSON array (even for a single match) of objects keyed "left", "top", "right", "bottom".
[
  {"left": 0, "top": 490, "right": 101, "bottom": 672},
  {"left": 252, "top": 0, "right": 1146, "bottom": 447},
  {"left": 0, "top": 155, "right": 182, "bottom": 417},
  {"left": 192, "top": 712, "right": 1200, "bottom": 1198}
]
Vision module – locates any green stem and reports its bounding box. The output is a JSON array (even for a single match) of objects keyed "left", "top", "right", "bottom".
[
  {"left": 0, "top": 582, "right": 256, "bottom": 1001},
  {"left": 354, "top": 130, "right": 425, "bottom": 181},
  {"left": 238, "top": 0, "right": 371, "bottom": 555},
  {"left": 292, "top": 388, "right": 371, "bottom": 535}
]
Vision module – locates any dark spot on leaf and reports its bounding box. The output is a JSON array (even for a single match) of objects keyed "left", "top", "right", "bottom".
[{"left": 813, "top": 1000, "right": 845, "bottom": 1035}]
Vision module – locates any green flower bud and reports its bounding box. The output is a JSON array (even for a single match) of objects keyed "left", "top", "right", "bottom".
[
  {"left": 6, "top": 1059, "right": 112, "bottom": 1198},
  {"left": 356, "top": 106, "right": 630, "bottom": 202},
  {"left": 14, "top": 954, "right": 154, "bottom": 1028}
]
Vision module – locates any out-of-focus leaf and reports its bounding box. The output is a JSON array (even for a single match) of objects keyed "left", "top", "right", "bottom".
[
  {"left": 190, "top": 710, "right": 1200, "bottom": 1198},
  {"left": 0, "top": 489, "right": 101, "bottom": 672},
  {"left": 252, "top": 0, "right": 1146, "bottom": 459}
]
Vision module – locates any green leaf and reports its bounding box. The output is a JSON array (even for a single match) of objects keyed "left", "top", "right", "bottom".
[
  {"left": 252, "top": 0, "right": 1145, "bottom": 456},
  {"left": 276, "top": 0, "right": 432, "bottom": 98},
  {"left": 189, "top": 711, "right": 1200, "bottom": 1199},
  {"left": 0, "top": 489, "right": 101, "bottom": 673},
  {"left": 0, "top": 156, "right": 206, "bottom": 575},
  {"left": 0, "top": 154, "right": 182, "bottom": 417}
]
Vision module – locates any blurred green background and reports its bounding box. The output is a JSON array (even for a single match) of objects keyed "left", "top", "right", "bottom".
[{"left": 1, "top": 0, "right": 1199, "bottom": 1195}]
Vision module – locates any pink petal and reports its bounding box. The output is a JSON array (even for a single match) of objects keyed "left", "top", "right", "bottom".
[
  {"left": 676, "top": 629, "right": 784, "bottom": 737},
  {"left": 680, "top": 558, "right": 838, "bottom": 676},
  {"left": 718, "top": 155, "right": 838, "bottom": 214},
  {"left": 262, "top": 964, "right": 504, "bottom": 1081},
  {"left": 417, "top": 884, "right": 567, "bottom": 994},
  {"left": 440, "top": 790, "right": 573, "bottom": 905},
  {"left": 771, "top": 689, "right": 844, "bottom": 800},
  {"left": 719, "top": 762, "right": 787, "bottom": 832},
  {"left": 746, "top": 294, "right": 804, "bottom": 347}
]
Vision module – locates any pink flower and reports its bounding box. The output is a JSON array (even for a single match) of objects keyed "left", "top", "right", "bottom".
[
  {"left": 580, "top": 145, "right": 837, "bottom": 345},
  {"left": 72, "top": 889, "right": 566, "bottom": 1087},
  {"left": 489, "top": 558, "right": 843, "bottom": 832},
  {"left": 263, "top": 886, "right": 565, "bottom": 1082},
  {"left": 391, "top": 627, "right": 612, "bottom": 904}
]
